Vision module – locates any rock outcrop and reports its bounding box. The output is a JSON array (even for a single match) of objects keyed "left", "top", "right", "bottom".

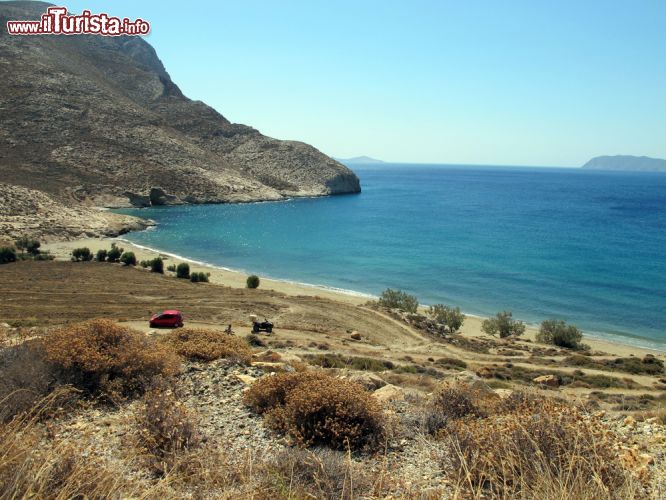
[
  {"left": 0, "top": 183, "right": 151, "bottom": 241},
  {"left": 0, "top": 1, "right": 361, "bottom": 210}
]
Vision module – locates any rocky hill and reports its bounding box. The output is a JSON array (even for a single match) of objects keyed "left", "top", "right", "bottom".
[
  {"left": 0, "top": 183, "right": 150, "bottom": 241},
  {"left": 582, "top": 155, "right": 666, "bottom": 172},
  {"left": 0, "top": 1, "right": 360, "bottom": 209}
]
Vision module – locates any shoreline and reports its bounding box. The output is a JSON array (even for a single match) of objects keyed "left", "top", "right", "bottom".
[{"left": 43, "top": 237, "right": 665, "bottom": 357}]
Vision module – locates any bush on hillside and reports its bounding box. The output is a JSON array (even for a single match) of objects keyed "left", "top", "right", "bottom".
[
  {"left": 442, "top": 394, "right": 635, "bottom": 497},
  {"left": 119, "top": 252, "right": 136, "bottom": 266},
  {"left": 246, "top": 275, "right": 260, "bottom": 289},
  {"left": 422, "top": 382, "right": 484, "bottom": 435},
  {"left": 15, "top": 236, "right": 41, "bottom": 255},
  {"left": 95, "top": 249, "right": 108, "bottom": 262},
  {"left": 42, "top": 319, "right": 180, "bottom": 398},
  {"left": 0, "top": 247, "right": 16, "bottom": 264},
  {"left": 106, "top": 244, "right": 123, "bottom": 263},
  {"left": 136, "top": 383, "right": 200, "bottom": 476},
  {"left": 244, "top": 371, "right": 385, "bottom": 450},
  {"left": 176, "top": 263, "right": 190, "bottom": 279},
  {"left": 160, "top": 328, "right": 252, "bottom": 364},
  {"left": 428, "top": 304, "right": 465, "bottom": 332},
  {"left": 0, "top": 342, "right": 75, "bottom": 422},
  {"left": 150, "top": 257, "right": 164, "bottom": 274},
  {"left": 537, "top": 319, "right": 585, "bottom": 349},
  {"left": 378, "top": 288, "right": 418, "bottom": 313},
  {"left": 482, "top": 311, "right": 526, "bottom": 338},
  {"left": 190, "top": 271, "right": 209, "bottom": 283},
  {"left": 71, "top": 247, "right": 93, "bottom": 262},
  {"left": 166, "top": 264, "right": 176, "bottom": 272}
]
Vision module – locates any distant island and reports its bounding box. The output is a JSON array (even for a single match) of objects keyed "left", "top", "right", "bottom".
[
  {"left": 582, "top": 155, "right": 666, "bottom": 172},
  {"left": 335, "top": 156, "right": 385, "bottom": 164}
]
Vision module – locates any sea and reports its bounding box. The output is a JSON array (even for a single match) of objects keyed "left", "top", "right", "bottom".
[{"left": 115, "top": 164, "right": 666, "bottom": 350}]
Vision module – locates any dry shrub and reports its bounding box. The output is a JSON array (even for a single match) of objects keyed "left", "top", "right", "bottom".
[
  {"left": 43, "top": 319, "right": 180, "bottom": 399},
  {"left": 160, "top": 328, "right": 253, "bottom": 364},
  {"left": 244, "top": 371, "right": 386, "bottom": 451},
  {"left": 422, "top": 382, "right": 485, "bottom": 435},
  {"left": 135, "top": 383, "right": 201, "bottom": 476},
  {"left": 443, "top": 393, "right": 641, "bottom": 498},
  {"left": 0, "top": 342, "right": 67, "bottom": 422}
]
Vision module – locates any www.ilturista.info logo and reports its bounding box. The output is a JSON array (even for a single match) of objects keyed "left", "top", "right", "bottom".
[{"left": 6, "top": 6, "right": 150, "bottom": 36}]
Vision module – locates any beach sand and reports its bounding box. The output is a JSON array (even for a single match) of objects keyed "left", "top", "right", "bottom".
[{"left": 44, "top": 237, "right": 663, "bottom": 358}]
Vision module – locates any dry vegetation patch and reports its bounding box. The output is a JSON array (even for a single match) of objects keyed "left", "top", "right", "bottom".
[
  {"left": 43, "top": 319, "right": 180, "bottom": 399},
  {"left": 159, "top": 328, "right": 253, "bottom": 364},
  {"left": 441, "top": 392, "right": 645, "bottom": 498},
  {"left": 135, "top": 383, "right": 201, "bottom": 476},
  {"left": 244, "top": 371, "right": 386, "bottom": 451}
]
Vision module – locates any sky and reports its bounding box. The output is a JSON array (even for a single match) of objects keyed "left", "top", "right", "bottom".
[{"left": 55, "top": 1, "right": 666, "bottom": 166}]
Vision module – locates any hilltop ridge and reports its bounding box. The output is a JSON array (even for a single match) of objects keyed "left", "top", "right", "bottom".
[
  {"left": 582, "top": 155, "right": 666, "bottom": 172},
  {"left": 0, "top": 1, "right": 360, "bottom": 211}
]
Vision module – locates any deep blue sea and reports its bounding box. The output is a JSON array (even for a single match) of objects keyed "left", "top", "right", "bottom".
[{"left": 116, "top": 164, "right": 666, "bottom": 350}]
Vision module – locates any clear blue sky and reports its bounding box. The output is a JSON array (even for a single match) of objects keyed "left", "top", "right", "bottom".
[{"left": 60, "top": 0, "right": 666, "bottom": 166}]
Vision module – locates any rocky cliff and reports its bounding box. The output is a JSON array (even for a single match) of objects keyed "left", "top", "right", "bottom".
[
  {"left": 582, "top": 155, "right": 666, "bottom": 172},
  {"left": 0, "top": 1, "right": 360, "bottom": 209}
]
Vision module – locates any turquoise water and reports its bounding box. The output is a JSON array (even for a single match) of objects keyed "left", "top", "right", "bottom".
[{"left": 116, "top": 164, "right": 666, "bottom": 350}]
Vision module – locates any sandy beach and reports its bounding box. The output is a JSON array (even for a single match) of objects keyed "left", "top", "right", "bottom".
[{"left": 43, "top": 237, "right": 664, "bottom": 358}]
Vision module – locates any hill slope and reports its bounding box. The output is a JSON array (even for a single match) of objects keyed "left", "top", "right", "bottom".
[
  {"left": 582, "top": 155, "right": 666, "bottom": 172},
  {"left": 0, "top": 1, "right": 360, "bottom": 208}
]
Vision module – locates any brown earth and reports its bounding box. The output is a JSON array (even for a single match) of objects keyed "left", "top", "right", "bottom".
[{"left": 2, "top": 260, "right": 664, "bottom": 402}]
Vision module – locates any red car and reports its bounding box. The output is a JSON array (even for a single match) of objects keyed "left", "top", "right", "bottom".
[{"left": 149, "top": 310, "right": 183, "bottom": 328}]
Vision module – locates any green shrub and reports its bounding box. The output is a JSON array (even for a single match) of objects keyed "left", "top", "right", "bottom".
[
  {"left": 119, "top": 251, "right": 137, "bottom": 266},
  {"left": 150, "top": 257, "right": 164, "bottom": 274},
  {"left": 435, "top": 357, "right": 468, "bottom": 370},
  {"left": 537, "top": 319, "right": 584, "bottom": 349},
  {"left": 428, "top": 304, "right": 465, "bottom": 332},
  {"left": 189, "top": 271, "right": 208, "bottom": 283},
  {"left": 176, "top": 263, "right": 190, "bottom": 279},
  {"left": 71, "top": 247, "right": 93, "bottom": 262},
  {"left": 306, "top": 353, "right": 394, "bottom": 371},
  {"left": 15, "top": 236, "right": 41, "bottom": 255},
  {"left": 482, "top": 311, "right": 526, "bottom": 338},
  {"left": 139, "top": 260, "right": 150, "bottom": 268},
  {"left": 378, "top": 288, "right": 418, "bottom": 313},
  {"left": 246, "top": 274, "right": 260, "bottom": 289},
  {"left": 32, "top": 252, "right": 54, "bottom": 261},
  {"left": 0, "top": 247, "right": 16, "bottom": 264},
  {"left": 95, "top": 249, "right": 108, "bottom": 262},
  {"left": 244, "top": 372, "right": 385, "bottom": 450},
  {"left": 166, "top": 264, "right": 176, "bottom": 272},
  {"left": 107, "top": 244, "right": 123, "bottom": 263}
]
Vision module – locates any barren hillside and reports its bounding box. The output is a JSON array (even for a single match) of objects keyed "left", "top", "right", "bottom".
[{"left": 0, "top": 1, "right": 360, "bottom": 208}]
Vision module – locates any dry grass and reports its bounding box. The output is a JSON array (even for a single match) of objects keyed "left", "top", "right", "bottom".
[
  {"left": 244, "top": 371, "right": 386, "bottom": 451},
  {"left": 441, "top": 391, "right": 644, "bottom": 498},
  {"left": 160, "top": 328, "right": 253, "bottom": 364},
  {"left": 0, "top": 389, "right": 136, "bottom": 498},
  {"left": 42, "top": 319, "right": 180, "bottom": 400}
]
